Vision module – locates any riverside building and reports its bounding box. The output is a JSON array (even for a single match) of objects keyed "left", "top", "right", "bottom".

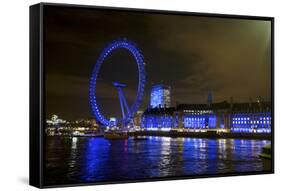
[{"left": 141, "top": 100, "right": 271, "bottom": 134}]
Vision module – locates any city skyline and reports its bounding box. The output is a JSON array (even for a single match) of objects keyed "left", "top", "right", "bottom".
[{"left": 45, "top": 6, "right": 271, "bottom": 120}]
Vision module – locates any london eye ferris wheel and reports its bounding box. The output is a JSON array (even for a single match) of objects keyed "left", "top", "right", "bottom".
[{"left": 89, "top": 38, "right": 146, "bottom": 127}]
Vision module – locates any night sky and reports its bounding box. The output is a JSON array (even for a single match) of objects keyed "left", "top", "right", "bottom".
[{"left": 44, "top": 6, "right": 272, "bottom": 121}]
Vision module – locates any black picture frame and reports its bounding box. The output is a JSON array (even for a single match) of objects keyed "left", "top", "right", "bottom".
[{"left": 30, "top": 2, "right": 274, "bottom": 188}]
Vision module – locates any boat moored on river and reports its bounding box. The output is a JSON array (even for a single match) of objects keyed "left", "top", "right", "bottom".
[{"left": 104, "top": 131, "right": 129, "bottom": 140}]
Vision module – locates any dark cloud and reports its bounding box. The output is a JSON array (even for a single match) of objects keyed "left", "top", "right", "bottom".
[{"left": 44, "top": 6, "right": 271, "bottom": 120}]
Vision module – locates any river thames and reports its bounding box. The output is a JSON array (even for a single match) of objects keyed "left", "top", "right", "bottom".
[{"left": 45, "top": 136, "right": 271, "bottom": 185}]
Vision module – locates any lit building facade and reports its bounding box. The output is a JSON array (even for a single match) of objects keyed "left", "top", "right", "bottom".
[
  {"left": 141, "top": 108, "right": 174, "bottom": 131},
  {"left": 150, "top": 84, "right": 171, "bottom": 108},
  {"left": 141, "top": 101, "right": 272, "bottom": 134},
  {"left": 230, "top": 102, "right": 272, "bottom": 133},
  {"left": 231, "top": 113, "right": 271, "bottom": 133}
]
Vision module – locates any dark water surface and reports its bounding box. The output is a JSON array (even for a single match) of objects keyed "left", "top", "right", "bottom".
[{"left": 45, "top": 136, "right": 271, "bottom": 185}]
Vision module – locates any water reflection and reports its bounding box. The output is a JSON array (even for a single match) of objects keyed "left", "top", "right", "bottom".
[{"left": 45, "top": 136, "right": 271, "bottom": 185}]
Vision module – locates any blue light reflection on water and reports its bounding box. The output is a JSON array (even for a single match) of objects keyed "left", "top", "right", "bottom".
[{"left": 45, "top": 136, "right": 271, "bottom": 185}]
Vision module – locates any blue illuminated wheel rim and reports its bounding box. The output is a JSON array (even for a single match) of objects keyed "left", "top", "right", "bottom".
[{"left": 89, "top": 38, "right": 146, "bottom": 126}]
